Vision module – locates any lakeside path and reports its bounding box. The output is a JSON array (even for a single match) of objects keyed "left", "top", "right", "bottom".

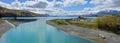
[{"left": 47, "top": 21, "right": 120, "bottom": 43}]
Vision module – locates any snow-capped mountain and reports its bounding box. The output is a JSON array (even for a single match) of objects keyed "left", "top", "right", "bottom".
[{"left": 82, "top": 10, "right": 120, "bottom": 17}]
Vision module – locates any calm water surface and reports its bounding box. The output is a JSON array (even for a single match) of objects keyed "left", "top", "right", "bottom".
[{"left": 0, "top": 17, "right": 94, "bottom": 43}]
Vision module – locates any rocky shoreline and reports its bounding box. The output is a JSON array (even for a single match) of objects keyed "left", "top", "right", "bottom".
[
  {"left": 47, "top": 21, "right": 120, "bottom": 43},
  {"left": 0, "top": 22, "right": 13, "bottom": 37}
]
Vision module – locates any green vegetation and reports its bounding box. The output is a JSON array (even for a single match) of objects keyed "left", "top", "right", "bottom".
[
  {"left": 68, "top": 15, "right": 120, "bottom": 34},
  {"left": 74, "top": 15, "right": 120, "bottom": 34},
  {"left": 51, "top": 14, "right": 120, "bottom": 34},
  {"left": 68, "top": 21, "right": 97, "bottom": 29},
  {"left": 95, "top": 15, "right": 120, "bottom": 34},
  {"left": 51, "top": 19, "right": 68, "bottom": 25},
  {"left": 0, "top": 18, "right": 4, "bottom": 24}
]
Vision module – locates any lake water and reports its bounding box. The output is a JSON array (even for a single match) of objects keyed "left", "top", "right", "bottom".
[{"left": 0, "top": 17, "right": 94, "bottom": 43}]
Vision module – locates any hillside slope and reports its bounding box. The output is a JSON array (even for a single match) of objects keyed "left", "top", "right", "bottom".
[{"left": 0, "top": 7, "right": 44, "bottom": 17}]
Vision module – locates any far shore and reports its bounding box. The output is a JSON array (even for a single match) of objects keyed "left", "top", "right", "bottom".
[
  {"left": 47, "top": 21, "right": 120, "bottom": 43},
  {"left": 0, "top": 19, "right": 36, "bottom": 37}
]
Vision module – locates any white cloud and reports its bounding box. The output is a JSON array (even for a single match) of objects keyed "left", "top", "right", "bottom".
[
  {"left": 28, "top": 1, "right": 48, "bottom": 8},
  {"left": 2, "top": 0, "right": 120, "bottom": 15},
  {"left": 90, "top": 0, "right": 112, "bottom": 5},
  {"left": 53, "top": 1, "right": 64, "bottom": 8},
  {"left": 76, "top": 0, "right": 120, "bottom": 14},
  {"left": 7, "top": 0, "right": 88, "bottom": 15},
  {"left": 50, "top": 0, "right": 120, "bottom": 15},
  {"left": 0, "top": 1, "right": 11, "bottom": 8},
  {"left": 63, "top": 0, "right": 87, "bottom": 7},
  {"left": 90, "top": 0, "right": 120, "bottom": 10},
  {"left": 23, "top": 1, "right": 37, "bottom": 6},
  {"left": 21, "top": 0, "right": 87, "bottom": 8}
]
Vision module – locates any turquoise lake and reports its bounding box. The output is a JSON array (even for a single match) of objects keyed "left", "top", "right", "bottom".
[{"left": 0, "top": 17, "right": 94, "bottom": 43}]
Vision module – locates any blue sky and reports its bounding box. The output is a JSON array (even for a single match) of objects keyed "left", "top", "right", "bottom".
[
  {"left": 0, "top": 0, "right": 96, "bottom": 11},
  {"left": 58, "top": 0, "right": 95, "bottom": 11},
  {"left": 0, "top": 0, "right": 119, "bottom": 15},
  {"left": 0, "top": 0, "right": 14, "bottom": 4},
  {"left": 63, "top": 2, "right": 96, "bottom": 11},
  {"left": 0, "top": 0, "right": 64, "bottom": 4},
  {"left": 63, "top": 0, "right": 96, "bottom": 11}
]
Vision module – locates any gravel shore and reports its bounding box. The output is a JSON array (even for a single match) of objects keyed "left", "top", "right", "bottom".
[
  {"left": 47, "top": 21, "right": 120, "bottom": 43},
  {"left": 0, "top": 22, "right": 13, "bottom": 37}
]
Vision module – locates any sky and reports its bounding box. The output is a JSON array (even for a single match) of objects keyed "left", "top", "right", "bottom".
[{"left": 0, "top": 0, "right": 120, "bottom": 15}]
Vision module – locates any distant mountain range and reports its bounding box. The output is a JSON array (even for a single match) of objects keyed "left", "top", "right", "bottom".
[
  {"left": 82, "top": 10, "right": 120, "bottom": 17},
  {"left": 0, "top": 7, "right": 44, "bottom": 17},
  {"left": 45, "top": 10, "right": 120, "bottom": 17}
]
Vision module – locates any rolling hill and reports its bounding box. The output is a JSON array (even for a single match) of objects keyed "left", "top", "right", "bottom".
[{"left": 0, "top": 7, "right": 44, "bottom": 17}]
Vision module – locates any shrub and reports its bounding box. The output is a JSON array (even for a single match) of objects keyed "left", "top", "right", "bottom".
[{"left": 95, "top": 15, "right": 120, "bottom": 34}]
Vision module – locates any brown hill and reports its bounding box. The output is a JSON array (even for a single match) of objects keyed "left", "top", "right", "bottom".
[{"left": 0, "top": 7, "right": 44, "bottom": 17}]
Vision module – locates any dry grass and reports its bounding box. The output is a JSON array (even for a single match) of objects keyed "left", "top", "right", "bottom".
[{"left": 51, "top": 19, "right": 68, "bottom": 25}]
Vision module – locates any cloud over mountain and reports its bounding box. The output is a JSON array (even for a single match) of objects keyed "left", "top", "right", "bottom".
[{"left": 0, "top": 0, "right": 120, "bottom": 15}]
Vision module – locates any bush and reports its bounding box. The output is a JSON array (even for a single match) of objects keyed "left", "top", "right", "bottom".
[{"left": 95, "top": 15, "right": 120, "bottom": 34}]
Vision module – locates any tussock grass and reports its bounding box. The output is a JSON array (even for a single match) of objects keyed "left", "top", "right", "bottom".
[{"left": 51, "top": 19, "right": 68, "bottom": 25}]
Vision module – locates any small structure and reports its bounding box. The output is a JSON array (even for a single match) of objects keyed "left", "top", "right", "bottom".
[
  {"left": 78, "top": 16, "right": 84, "bottom": 19},
  {"left": 77, "top": 16, "right": 86, "bottom": 22}
]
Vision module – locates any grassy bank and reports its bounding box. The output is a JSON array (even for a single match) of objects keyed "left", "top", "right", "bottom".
[
  {"left": 50, "top": 19, "right": 68, "bottom": 25},
  {"left": 51, "top": 15, "right": 120, "bottom": 34},
  {"left": 68, "top": 20, "right": 98, "bottom": 29}
]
